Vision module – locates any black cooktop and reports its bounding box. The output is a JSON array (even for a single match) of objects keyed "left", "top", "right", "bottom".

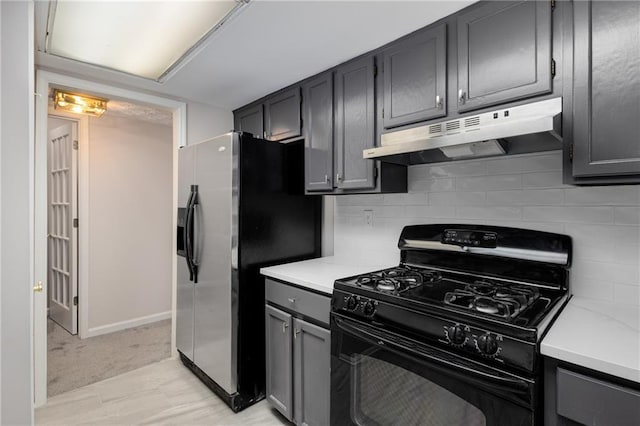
[{"left": 337, "top": 264, "right": 564, "bottom": 329}]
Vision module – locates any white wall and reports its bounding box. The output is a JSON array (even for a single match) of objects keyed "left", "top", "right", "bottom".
[
  {"left": 0, "top": 1, "right": 34, "bottom": 424},
  {"left": 87, "top": 113, "right": 173, "bottom": 332},
  {"left": 334, "top": 151, "right": 640, "bottom": 306},
  {"left": 186, "top": 100, "right": 233, "bottom": 145}
]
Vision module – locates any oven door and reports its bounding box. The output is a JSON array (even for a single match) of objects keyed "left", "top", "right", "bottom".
[{"left": 331, "top": 313, "right": 537, "bottom": 426}]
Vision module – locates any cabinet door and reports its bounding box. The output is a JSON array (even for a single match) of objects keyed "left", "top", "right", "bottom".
[
  {"left": 303, "top": 73, "right": 334, "bottom": 192},
  {"left": 293, "top": 318, "right": 331, "bottom": 426},
  {"left": 383, "top": 23, "right": 447, "bottom": 129},
  {"left": 572, "top": 1, "right": 640, "bottom": 177},
  {"left": 265, "top": 305, "right": 293, "bottom": 421},
  {"left": 234, "top": 104, "right": 263, "bottom": 137},
  {"left": 334, "top": 55, "right": 376, "bottom": 190},
  {"left": 264, "top": 88, "right": 302, "bottom": 141},
  {"left": 457, "top": 1, "right": 552, "bottom": 112}
]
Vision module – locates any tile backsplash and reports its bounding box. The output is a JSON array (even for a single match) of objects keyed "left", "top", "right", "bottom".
[{"left": 333, "top": 151, "right": 640, "bottom": 306}]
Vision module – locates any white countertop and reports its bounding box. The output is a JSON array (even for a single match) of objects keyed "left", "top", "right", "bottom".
[
  {"left": 260, "top": 256, "right": 396, "bottom": 295},
  {"left": 541, "top": 297, "right": 640, "bottom": 383}
]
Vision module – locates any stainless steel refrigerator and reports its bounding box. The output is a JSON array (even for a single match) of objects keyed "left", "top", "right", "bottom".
[{"left": 176, "top": 132, "right": 320, "bottom": 412}]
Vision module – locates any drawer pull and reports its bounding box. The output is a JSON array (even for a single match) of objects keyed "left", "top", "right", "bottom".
[
  {"left": 288, "top": 297, "right": 296, "bottom": 303},
  {"left": 282, "top": 322, "right": 289, "bottom": 333}
]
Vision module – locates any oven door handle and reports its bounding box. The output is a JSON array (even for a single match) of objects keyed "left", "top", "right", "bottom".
[{"left": 333, "top": 315, "right": 531, "bottom": 392}]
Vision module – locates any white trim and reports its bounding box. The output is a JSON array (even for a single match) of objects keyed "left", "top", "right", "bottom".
[
  {"left": 34, "top": 70, "right": 184, "bottom": 408},
  {"left": 84, "top": 311, "right": 172, "bottom": 338}
]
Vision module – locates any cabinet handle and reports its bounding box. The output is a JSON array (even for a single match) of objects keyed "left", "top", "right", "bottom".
[
  {"left": 336, "top": 173, "right": 342, "bottom": 183},
  {"left": 458, "top": 89, "right": 466, "bottom": 104},
  {"left": 282, "top": 322, "right": 289, "bottom": 333},
  {"left": 294, "top": 328, "right": 301, "bottom": 339},
  {"left": 325, "top": 175, "right": 330, "bottom": 183},
  {"left": 288, "top": 297, "right": 296, "bottom": 303},
  {"left": 436, "top": 95, "right": 443, "bottom": 109}
]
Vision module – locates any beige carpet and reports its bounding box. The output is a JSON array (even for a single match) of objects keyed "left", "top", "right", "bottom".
[{"left": 47, "top": 318, "right": 171, "bottom": 397}]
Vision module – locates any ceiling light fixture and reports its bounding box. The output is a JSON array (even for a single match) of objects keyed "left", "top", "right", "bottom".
[{"left": 54, "top": 90, "right": 108, "bottom": 117}]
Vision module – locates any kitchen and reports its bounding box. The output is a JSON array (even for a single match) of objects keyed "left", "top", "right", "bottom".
[{"left": 2, "top": 2, "right": 639, "bottom": 424}]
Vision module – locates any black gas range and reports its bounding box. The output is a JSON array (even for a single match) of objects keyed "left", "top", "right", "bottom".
[{"left": 330, "top": 224, "right": 571, "bottom": 426}]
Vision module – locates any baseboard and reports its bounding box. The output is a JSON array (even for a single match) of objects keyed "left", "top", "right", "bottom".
[{"left": 85, "top": 311, "right": 171, "bottom": 338}]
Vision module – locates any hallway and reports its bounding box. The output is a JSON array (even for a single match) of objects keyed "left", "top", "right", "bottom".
[{"left": 47, "top": 319, "right": 171, "bottom": 396}]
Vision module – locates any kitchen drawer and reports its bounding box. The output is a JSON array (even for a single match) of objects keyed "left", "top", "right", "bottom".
[
  {"left": 265, "top": 278, "right": 330, "bottom": 325},
  {"left": 557, "top": 368, "right": 640, "bottom": 426}
]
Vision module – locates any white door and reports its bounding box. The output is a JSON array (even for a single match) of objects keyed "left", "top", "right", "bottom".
[{"left": 48, "top": 122, "right": 78, "bottom": 334}]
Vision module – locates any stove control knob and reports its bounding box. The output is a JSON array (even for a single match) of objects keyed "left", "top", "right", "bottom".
[
  {"left": 363, "top": 301, "right": 376, "bottom": 316},
  {"left": 476, "top": 333, "right": 499, "bottom": 356},
  {"left": 447, "top": 325, "right": 467, "bottom": 345},
  {"left": 346, "top": 295, "right": 358, "bottom": 311}
]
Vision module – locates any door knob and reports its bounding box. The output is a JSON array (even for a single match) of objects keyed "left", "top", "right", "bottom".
[{"left": 33, "top": 281, "right": 43, "bottom": 292}]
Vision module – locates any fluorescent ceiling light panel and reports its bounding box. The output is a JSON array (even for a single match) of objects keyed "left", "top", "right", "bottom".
[{"left": 48, "top": 0, "right": 238, "bottom": 80}]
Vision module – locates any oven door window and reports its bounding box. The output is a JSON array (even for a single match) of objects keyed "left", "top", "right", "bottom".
[
  {"left": 331, "top": 314, "right": 535, "bottom": 426},
  {"left": 353, "top": 354, "right": 486, "bottom": 426}
]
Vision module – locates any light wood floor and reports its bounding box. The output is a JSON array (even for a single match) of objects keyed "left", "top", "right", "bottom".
[{"left": 36, "top": 358, "right": 290, "bottom": 425}]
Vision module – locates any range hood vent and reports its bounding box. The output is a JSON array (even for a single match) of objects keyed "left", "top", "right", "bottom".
[{"left": 364, "top": 97, "right": 562, "bottom": 165}]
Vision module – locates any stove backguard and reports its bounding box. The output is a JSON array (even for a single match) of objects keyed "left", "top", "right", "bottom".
[{"left": 398, "top": 224, "right": 571, "bottom": 291}]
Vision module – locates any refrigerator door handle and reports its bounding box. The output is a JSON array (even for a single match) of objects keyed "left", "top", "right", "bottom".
[
  {"left": 184, "top": 191, "right": 195, "bottom": 282},
  {"left": 186, "top": 185, "right": 199, "bottom": 283}
]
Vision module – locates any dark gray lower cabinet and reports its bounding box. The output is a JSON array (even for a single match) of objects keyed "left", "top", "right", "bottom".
[
  {"left": 265, "top": 279, "right": 330, "bottom": 426},
  {"left": 292, "top": 318, "right": 330, "bottom": 426},
  {"left": 265, "top": 305, "right": 293, "bottom": 420},
  {"left": 545, "top": 359, "right": 640, "bottom": 425},
  {"left": 569, "top": 0, "right": 640, "bottom": 180}
]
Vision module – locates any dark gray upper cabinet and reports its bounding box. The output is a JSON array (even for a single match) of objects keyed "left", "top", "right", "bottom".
[
  {"left": 303, "top": 73, "right": 334, "bottom": 192},
  {"left": 234, "top": 104, "right": 263, "bottom": 137},
  {"left": 571, "top": 1, "right": 640, "bottom": 178},
  {"left": 382, "top": 23, "right": 447, "bottom": 129},
  {"left": 264, "top": 88, "right": 302, "bottom": 142},
  {"left": 292, "top": 318, "right": 330, "bottom": 426},
  {"left": 334, "top": 55, "right": 377, "bottom": 190},
  {"left": 265, "top": 305, "right": 293, "bottom": 421},
  {"left": 457, "top": 0, "right": 553, "bottom": 113}
]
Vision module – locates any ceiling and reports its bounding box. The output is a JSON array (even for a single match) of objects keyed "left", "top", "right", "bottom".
[
  {"left": 104, "top": 100, "right": 173, "bottom": 126},
  {"left": 35, "top": 1, "right": 475, "bottom": 111}
]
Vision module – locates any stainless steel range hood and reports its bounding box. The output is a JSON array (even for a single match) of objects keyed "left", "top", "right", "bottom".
[{"left": 364, "top": 97, "right": 562, "bottom": 165}]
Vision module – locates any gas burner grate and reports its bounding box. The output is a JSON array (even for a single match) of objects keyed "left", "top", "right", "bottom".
[
  {"left": 355, "top": 274, "right": 382, "bottom": 287},
  {"left": 382, "top": 268, "right": 410, "bottom": 279},
  {"left": 444, "top": 280, "right": 540, "bottom": 320},
  {"left": 376, "top": 279, "right": 399, "bottom": 292},
  {"left": 421, "top": 270, "right": 442, "bottom": 284}
]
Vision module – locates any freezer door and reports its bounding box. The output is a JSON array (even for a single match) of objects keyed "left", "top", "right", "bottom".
[
  {"left": 193, "top": 133, "right": 237, "bottom": 394},
  {"left": 176, "top": 145, "right": 196, "bottom": 360}
]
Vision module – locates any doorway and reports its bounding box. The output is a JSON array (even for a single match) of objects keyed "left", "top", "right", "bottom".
[
  {"left": 45, "top": 99, "right": 176, "bottom": 398},
  {"left": 34, "top": 71, "right": 187, "bottom": 407}
]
